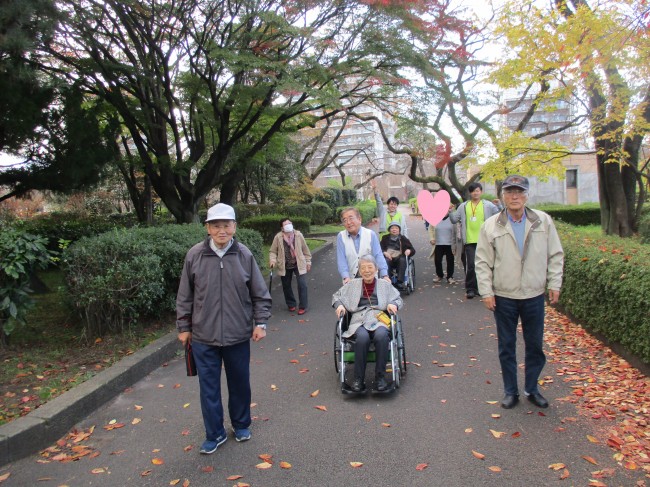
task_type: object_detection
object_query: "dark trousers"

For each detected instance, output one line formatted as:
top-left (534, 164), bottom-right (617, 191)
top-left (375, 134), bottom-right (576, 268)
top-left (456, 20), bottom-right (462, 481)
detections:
top-left (386, 255), bottom-right (407, 282)
top-left (192, 340), bottom-right (251, 441)
top-left (434, 245), bottom-right (454, 279)
top-left (493, 294), bottom-right (546, 396)
top-left (281, 267), bottom-right (308, 310)
top-left (463, 243), bottom-right (478, 293)
top-left (353, 326), bottom-right (390, 380)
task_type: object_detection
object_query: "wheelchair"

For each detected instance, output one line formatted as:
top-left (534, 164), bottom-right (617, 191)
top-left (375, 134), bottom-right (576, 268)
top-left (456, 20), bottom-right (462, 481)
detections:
top-left (388, 254), bottom-right (416, 295)
top-left (334, 312), bottom-right (406, 394)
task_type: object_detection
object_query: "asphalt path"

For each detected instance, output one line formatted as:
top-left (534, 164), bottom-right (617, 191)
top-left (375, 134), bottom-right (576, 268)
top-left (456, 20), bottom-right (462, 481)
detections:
top-left (3, 213), bottom-right (646, 486)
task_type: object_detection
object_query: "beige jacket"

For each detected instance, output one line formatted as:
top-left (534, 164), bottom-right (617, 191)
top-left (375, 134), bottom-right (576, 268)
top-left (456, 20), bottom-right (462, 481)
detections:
top-left (475, 208), bottom-right (564, 299)
top-left (269, 230), bottom-right (312, 276)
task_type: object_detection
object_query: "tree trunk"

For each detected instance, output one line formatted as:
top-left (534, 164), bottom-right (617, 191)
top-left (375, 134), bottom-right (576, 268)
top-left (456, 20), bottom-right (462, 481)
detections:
top-left (597, 146), bottom-right (633, 237)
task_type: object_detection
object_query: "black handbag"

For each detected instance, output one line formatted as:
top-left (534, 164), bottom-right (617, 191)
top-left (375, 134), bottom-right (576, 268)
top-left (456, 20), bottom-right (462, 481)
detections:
top-left (185, 341), bottom-right (197, 376)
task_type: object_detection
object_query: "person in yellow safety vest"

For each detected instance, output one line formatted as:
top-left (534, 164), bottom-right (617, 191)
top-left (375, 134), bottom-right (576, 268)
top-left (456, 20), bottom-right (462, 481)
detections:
top-left (370, 179), bottom-right (408, 239)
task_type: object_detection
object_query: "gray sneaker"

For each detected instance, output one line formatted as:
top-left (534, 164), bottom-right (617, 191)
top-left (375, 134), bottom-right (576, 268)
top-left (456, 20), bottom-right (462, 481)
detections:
top-left (447, 277), bottom-right (456, 284)
top-left (432, 276), bottom-right (443, 283)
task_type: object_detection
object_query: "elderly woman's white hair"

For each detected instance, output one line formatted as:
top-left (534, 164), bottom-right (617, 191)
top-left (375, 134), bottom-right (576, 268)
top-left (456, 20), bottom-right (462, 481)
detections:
top-left (358, 254), bottom-right (378, 268)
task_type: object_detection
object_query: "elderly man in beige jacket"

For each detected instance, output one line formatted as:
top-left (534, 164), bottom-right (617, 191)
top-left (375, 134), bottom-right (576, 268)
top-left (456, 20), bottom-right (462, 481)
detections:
top-left (475, 175), bottom-right (564, 411)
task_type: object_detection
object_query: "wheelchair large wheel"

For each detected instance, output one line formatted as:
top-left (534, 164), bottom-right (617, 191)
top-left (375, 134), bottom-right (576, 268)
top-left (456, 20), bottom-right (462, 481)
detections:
top-left (334, 327), bottom-right (342, 374)
top-left (396, 318), bottom-right (407, 375)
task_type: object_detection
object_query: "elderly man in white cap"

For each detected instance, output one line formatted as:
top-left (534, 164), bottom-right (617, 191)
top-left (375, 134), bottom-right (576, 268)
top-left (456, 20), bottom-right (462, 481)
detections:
top-left (176, 203), bottom-right (272, 455)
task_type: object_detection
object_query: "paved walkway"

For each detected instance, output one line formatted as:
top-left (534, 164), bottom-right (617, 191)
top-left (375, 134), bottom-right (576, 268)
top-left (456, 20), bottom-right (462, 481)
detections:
top-left (1, 209), bottom-right (648, 486)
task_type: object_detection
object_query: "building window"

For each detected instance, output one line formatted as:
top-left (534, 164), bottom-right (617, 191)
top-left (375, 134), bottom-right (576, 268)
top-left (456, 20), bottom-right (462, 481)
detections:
top-left (566, 169), bottom-right (577, 188)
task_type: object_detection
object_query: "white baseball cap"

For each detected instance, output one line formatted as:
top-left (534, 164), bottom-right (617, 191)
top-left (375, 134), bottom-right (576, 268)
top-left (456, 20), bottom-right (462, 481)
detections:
top-left (205, 203), bottom-right (236, 222)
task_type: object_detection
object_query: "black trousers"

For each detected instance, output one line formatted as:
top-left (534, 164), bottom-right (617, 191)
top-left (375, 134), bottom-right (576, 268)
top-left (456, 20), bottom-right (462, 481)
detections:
top-left (434, 245), bottom-right (454, 279)
top-left (385, 255), bottom-right (407, 282)
top-left (463, 243), bottom-right (478, 293)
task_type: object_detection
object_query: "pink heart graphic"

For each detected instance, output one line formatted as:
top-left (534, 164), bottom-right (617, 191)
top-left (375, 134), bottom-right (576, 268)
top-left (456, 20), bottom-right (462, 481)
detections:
top-left (417, 189), bottom-right (451, 227)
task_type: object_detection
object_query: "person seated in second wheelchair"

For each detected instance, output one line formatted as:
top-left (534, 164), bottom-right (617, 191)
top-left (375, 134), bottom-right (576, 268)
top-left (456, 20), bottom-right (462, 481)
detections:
top-left (380, 222), bottom-right (415, 290)
top-left (332, 254), bottom-right (403, 393)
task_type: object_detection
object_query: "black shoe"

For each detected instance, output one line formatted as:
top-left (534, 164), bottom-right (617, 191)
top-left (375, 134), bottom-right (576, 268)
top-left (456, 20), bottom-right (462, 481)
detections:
top-left (374, 376), bottom-right (389, 392)
top-left (501, 394), bottom-right (519, 409)
top-left (527, 392), bottom-right (549, 408)
top-left (466, 290), bottom-right (476, 299)
top-left (350, 378), bottom-right (366, 393)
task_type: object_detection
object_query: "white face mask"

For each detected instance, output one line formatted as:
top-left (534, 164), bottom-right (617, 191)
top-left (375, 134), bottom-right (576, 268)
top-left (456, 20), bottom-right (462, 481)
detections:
top-left (283, 223), bottom-right (294, 233)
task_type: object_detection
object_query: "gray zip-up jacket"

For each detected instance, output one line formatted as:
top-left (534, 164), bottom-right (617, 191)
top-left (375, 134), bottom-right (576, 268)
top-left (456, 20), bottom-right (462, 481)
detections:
top-left (176, 237), bottom-right (272, 346)
top-left (475, 208), bottom-right (564, 300)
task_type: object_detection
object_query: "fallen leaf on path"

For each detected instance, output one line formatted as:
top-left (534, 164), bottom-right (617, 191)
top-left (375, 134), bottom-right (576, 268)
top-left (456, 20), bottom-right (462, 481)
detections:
top-left (132, 418), bottom-right (141, 425)
top-left (381, 423), bottom-right (391, 427)
top-left (314, 405), bottom-right (327, 411)
top-left (258, 454), bottom-right (272, 463)
top-left (91, 468), bottom-right (106, 474)
top-left (464, 428), bottom-right (473, 433)
top-left (586, 435), bottom-right (598, 443)
top-left (310, 390), bottom-right (319, 397)
top-left (152, 458), bottom-right (164, 465)
top-left (491, 414), bottom-right (501, 419)
top-left (226, 475), bottom-right (243, 480)
top-left (582, 455), bottom-right (598, 465)
top-left (489, 430), bottom-right (506, 439)
top-left (549, 463), bottom-right (566, 470)
top-left (279, 461), bottom-right (292, 469)
top-left (349, 462), bottom-right (363, 468)
top-left (472, 450), bottom-right (485, 460)
top-left (415, 463), bottom-right (428, 471)
top-left (560, 469), bottom-right (570, 479)
top-left (0, 472), bottom-right (10, 482)
top-left (256, 462), bottom-right (272, 469)
top-left (488, 466), bottom-right (502, 472)
top-left (141, 469), bottom-right (152, 476)
top-left (170, 480), bottom-right (180, 485)
top-left (201, 466), bottom-right (214, 473)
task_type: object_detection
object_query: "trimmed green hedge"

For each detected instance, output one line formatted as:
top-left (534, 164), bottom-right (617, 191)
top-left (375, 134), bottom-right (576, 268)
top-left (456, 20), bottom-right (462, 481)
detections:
top-left (310, 201), bottom-right (332, 225)
top-left (62, 224), bottom-right (264, 337)
top-left (558, 222), bottom-right (650, 364)
top-left (536, 203), bottom-right (601, 226)
top-left (240, 215), bottom-right (310, 244)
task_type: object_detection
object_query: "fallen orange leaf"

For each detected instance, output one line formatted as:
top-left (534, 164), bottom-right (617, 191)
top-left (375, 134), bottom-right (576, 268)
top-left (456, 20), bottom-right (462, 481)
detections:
top-left (201, 466), bottom-right (214, 473)
top-left (582, 455), bottom-right (598, 465)
top-left (134, 404), bottom-right (143, 410)
top-left (365, 414), bottom-right (372, 421)
top-left (279, 461), bottom-right (292, 469)
top-left (491, 414), bottom-right (501, 419)
top-left (132, 418), bottom-right (141, 425)
top-left (511, 431), bottom-right (521, 438)
top-left (170, 480), bottom-right (180, 485)
top-left (472, 450), bottom-right (486, 460)
top-left (258, 454), bottom-right (273, 463)
top-left (256, 462), bottom-right (272, 469)
top-left (310, 390), bottom-right (319, 397)
top-left (560, 469), bottom-right (570, 479)
top-left (415, 463), bottom-right (428, 471)
top-left (381, 423), bottom-right (391, 427)
top-left (586, 435), bottom-right (598, 443)
top-left (182, 480), bottom-right (190, 487)
top-left (141, 469), bottom-right (152, 476)
top-left (0, 473), bottom-right (10, 482)
top-left (314, 405), bottom-right (327, 411)
top-left (623, 461), bottom-right (637, 470)
top-left (349, 462), bottom-right (363, 468)
top-left (548, 463), bottom-right (566, 470)
top-left (465, 428), bottom-right (473, 433)
top-left (488, 466), bottom-right (502, 472)
top-left (489, 429), bottom-right (506, 439)
top-left (588, 481), bottom-right (606, 487)
top-left (91, 468), bottom-right (106, 474)
top-left (227, 474), bottom-right (243, 480)
top-left (152, 458), bottom-right (165, 465)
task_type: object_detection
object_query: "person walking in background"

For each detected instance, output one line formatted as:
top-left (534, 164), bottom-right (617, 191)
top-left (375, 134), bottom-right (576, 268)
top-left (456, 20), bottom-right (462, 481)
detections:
top-left (475, 175), bottom-right (564, 410)
top-left (269, 217), bottom-right (312, 315)
top-left (380, 221), bottom-right (415, 290)
top-left (449, 182), bottom-right (500, 299)
top-left (176, 203), bottom-right (272, 455)
top-left (429, 202), bottom-right (460, 284)
top-left (336, 207), bottom-right (389, 285)
top-left (371, 179), bottom-right (408, 238)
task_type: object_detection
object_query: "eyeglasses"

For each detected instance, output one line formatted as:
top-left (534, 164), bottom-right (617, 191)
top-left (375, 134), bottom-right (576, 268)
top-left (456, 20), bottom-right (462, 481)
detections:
top-left (503, 188), bottom-right (527, 196)
top-left (341, 216), bottom-right (358, 223)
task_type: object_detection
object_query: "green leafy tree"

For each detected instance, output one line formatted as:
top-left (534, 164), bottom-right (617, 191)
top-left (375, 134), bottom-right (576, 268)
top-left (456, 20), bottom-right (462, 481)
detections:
top-left (38, 0), bottom-right (437, 222)
top-left (492, 0), bottom-right (649, 236)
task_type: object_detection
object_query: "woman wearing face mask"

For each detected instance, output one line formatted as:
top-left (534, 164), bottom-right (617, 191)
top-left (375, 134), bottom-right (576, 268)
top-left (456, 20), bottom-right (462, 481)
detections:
top-left (269, 217), bottom-right (312, 315)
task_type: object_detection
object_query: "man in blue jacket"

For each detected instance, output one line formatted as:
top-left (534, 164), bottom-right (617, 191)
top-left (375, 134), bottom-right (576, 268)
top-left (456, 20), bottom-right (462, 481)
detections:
top-left (176, 203), bottom-right (272, 455)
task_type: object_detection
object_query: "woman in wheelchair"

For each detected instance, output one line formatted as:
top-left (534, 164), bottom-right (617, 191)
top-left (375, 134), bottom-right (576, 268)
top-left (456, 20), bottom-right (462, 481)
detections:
top-left (380, 221), bottom-right (415, 290)
top-left (332, 254), bottom-right (403, 393)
